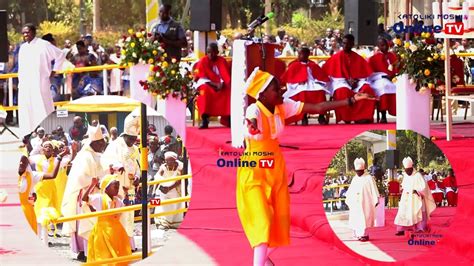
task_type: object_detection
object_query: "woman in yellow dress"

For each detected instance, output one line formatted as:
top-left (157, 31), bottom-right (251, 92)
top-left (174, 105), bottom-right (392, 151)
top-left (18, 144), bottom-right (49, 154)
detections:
top-left (30, 141), bottom-right (59, 218)
top-left (18, 147), bottom-right (69, 236)
top-left (237, 68), bottom-right (374, 265)
top-left (83, 174), bottom-right (131, 265)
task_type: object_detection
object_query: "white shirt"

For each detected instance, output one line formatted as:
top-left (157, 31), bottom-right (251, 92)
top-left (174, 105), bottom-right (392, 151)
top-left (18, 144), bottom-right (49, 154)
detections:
top-left (88, 194), bottom-right (124, 211)
top-left (245, 98), bottom-right (303, 140)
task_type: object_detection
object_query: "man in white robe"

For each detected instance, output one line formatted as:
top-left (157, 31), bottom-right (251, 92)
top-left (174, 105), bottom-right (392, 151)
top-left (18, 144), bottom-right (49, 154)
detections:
top-left (61, 125), bottom-right (107, 261)
top-left (155, 151), bottom-right (184, 229)
top-left (345, 158), bottom-right (379, 241)
top-left (394, 157), bottom-right (437, 235)
top-left (18, 24), bottom-right (66, 137)
top-left (101, 113), bottom-right (140, 250)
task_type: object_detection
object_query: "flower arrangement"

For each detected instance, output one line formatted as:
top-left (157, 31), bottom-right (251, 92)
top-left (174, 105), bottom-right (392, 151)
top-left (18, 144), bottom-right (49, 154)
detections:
top-left (120, 28), bottom-right (194, 101)
top-left (392, 33), bottom-right (447, 93)
top-left (139, 58), bottom-right (194, 101)
top-left (119, 28), bottom-right (159, 66)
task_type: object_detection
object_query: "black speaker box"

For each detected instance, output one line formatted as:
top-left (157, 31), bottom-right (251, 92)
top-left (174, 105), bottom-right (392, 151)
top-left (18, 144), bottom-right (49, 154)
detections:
top-left (344, 0), bottom-right (378, 45)
top-left (386, 150), bottom-right (400, 169)
top-left (0, 10), bottom-right (8, 62)
top-left (190, 0), bottom-right (222, 31)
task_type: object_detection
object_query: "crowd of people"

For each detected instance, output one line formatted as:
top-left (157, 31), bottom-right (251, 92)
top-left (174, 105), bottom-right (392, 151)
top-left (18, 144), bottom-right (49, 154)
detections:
top-left (323, 163), bottom-right (458, 212)
top-left (18, 113), bottom-right (187, 262)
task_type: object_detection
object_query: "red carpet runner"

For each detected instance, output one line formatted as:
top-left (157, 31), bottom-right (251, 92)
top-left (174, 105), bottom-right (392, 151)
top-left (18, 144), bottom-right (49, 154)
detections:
top-left (180, 123), bottom-right (474, 265)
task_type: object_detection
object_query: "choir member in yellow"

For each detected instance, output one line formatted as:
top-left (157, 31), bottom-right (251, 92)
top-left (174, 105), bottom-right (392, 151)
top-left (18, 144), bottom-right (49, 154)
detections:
top-left (345, 158), bottom-right (379, 241)
top-left (51, 140), bottom-right (72, 214)
top-left (394, 157), bottom-right (437, 235)
top-left (82, 174), bottom-right (131, 265)
top-left (29, 141), bottom-right (61, 229)
top-left (237, 67), bottom-right (374, 265)
top-left (101, 113), bottom-right (141, 250)
top-left (18, 147), bottom-right (69, 242)
top-left (61, 125), bottom-right (107, 261)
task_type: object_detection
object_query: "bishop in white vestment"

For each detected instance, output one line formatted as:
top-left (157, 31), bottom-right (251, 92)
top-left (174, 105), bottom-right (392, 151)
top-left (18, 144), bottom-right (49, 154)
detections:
top-left (394, 157), bottom-right (436, 235)
top-left (61, 125), bottom-right (107, 260)
top-left (345, 158), bottom-right (379, 241)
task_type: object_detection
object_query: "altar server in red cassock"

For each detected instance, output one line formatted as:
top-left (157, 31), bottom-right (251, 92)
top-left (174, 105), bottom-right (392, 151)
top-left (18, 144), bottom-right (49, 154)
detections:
top-left (194, 42), bottom-right (231, 129)
top-left (443, 169), bottom-right (457, 207)
top-left (281, 47), bottom-right (330, 125)
top-left (427, 174), bottom-right (444, 207)
top-left (368, 38), bottom-right (398, 123)
top-left (323, 34), bottom-right (376, 124)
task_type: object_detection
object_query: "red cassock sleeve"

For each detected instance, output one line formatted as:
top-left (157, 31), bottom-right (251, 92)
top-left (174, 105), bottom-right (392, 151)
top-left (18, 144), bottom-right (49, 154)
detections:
top-left (281, 60), bottom-right (329, 85)
top-left (368, 52), bottom-right (399, 76)
top-left (450, 55), bottom-right (465, 85)
top-left (195, 56), bottom-right (231, 86)
top-left (443, 176), bottom-right (457, 187)
top-left (427, 180), bottom-right (435, 190)
top-left (323, 50), bottom-right (373, 79)
top-left (437, 181), bottom-right (445, 189)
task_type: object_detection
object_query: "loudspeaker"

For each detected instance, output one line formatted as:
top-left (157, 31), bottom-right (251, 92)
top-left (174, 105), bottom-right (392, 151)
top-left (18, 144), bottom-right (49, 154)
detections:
top-left (0, 10), bottom-right (8, 62)
top-left (344, 0), bottom-right (378, 45)
top-left (385, 150), bottom-right (400, 169)
top-left (190, 0), bottom-right (222, 31)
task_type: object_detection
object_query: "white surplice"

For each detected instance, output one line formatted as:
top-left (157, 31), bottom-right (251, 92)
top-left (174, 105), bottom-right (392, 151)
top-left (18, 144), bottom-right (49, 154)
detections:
top-left (394, 171), bottom-right (437, 227)
top-left (155, 161), bottom-right (184, 228)
top-left (345, 173), bottom-right (379, 236)
top-left (18, 37), bottom-right (66, 136)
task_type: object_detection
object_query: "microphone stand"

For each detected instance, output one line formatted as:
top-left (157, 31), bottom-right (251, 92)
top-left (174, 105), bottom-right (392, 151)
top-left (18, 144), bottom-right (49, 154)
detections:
top-left (259, 26), bottom-right (267, 71)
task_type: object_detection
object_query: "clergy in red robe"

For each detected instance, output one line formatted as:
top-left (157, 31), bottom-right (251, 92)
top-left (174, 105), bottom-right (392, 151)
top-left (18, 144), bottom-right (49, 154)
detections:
top-left (368, 38), bottom-right (398, 123)
top-left (323, 34), bottom-right (376, 124)
top-left (443, 169), bottom-right (457, 207)
top-left (427, 174), bottom-right (445, 206)
top-left (194, 42), bottom-right (231, 129)
top-left (281, 47), bottom-right (330, 125)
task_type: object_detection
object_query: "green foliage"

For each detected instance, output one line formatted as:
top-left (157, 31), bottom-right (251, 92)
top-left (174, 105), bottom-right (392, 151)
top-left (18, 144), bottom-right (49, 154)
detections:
top-left (38, 21), bottom-right (79, 46)
top-left (325, 168), bottom-right (340, 178)
top-left (291, 11), bottom-right (309, 29)
top-left (99, 0), bottom-right (146, 30)
top-left (426, 159), bottom-right (451, 174)
top-left (94, 31), bottom-right (124, 49)
top-left (329, 141), bottom-right (367, 174)
top-left (274, 11), bottom-right (343, 44)
top-left (47, 0), bottom-right (93, 29)
top-left (7, 30), bottom-right (22, 45)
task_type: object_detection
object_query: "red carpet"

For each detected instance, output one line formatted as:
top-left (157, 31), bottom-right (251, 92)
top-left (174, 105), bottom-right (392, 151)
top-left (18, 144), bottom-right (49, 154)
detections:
top-left (180, 122), bottom-right (474, 265)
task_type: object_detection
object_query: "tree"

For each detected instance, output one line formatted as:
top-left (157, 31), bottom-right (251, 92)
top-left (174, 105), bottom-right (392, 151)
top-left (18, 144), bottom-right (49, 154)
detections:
top-left (328, 0), bottom-right (343, 17)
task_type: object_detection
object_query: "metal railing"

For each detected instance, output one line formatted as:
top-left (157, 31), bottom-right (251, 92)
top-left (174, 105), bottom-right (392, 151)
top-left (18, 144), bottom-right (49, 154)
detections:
top-left (40, 174), bottom-right (192, 265)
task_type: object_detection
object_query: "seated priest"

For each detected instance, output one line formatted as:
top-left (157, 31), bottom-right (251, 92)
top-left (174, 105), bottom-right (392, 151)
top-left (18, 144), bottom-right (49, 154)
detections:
top-left (323, 34), bottom-right (376, 124)
top-left (281, 46), bottom-right (330, 125)
top-left (368, 38), bottom-right (398, 123)
top-left (194, 42), bottom-right (231, 129)
top-left (427, 174), bottom-right (445, 207)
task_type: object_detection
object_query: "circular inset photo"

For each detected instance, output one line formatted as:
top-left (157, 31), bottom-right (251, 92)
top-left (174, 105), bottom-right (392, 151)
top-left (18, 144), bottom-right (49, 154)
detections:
top-left (16, 96), bottom-right (191, 264)
top-left (323, 130), bottom-right (457, 262)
